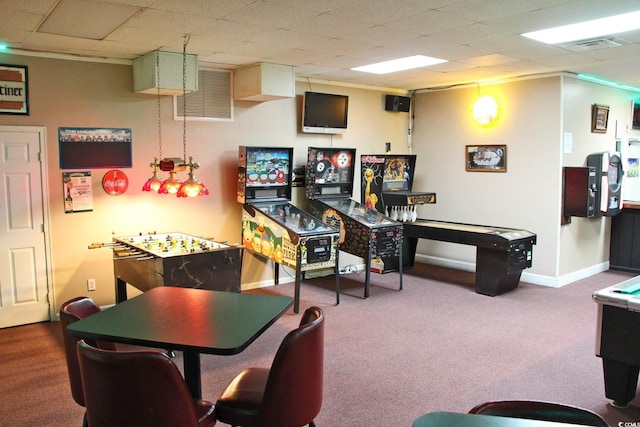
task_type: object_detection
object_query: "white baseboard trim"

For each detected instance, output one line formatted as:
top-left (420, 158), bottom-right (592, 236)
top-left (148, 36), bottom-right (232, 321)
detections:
top-left (414, 254), bottom-right (610, 288)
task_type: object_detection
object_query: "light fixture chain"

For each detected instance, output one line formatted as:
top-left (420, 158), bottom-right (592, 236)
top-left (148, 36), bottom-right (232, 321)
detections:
top-left (182, 35), bottom-right (189, 162)
top-left (156, 50), bottom-right (162, 159)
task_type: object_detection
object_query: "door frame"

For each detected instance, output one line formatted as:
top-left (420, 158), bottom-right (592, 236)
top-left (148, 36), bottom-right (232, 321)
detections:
top-left (1, 125), bottom-right (55, 321)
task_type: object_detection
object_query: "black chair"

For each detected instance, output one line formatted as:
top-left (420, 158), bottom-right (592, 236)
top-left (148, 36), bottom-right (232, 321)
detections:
top-left (469, 400), bottom-right (609, 427)
top-left (60, 296), bottom-right (117, 427)
top-left (77, 340), bottom-right (216, 427)
top-left (215, 306), bottom-right (324, 427)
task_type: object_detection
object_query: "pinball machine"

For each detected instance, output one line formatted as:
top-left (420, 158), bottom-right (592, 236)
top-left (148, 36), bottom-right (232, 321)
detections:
top-left (305, 146), bottom-right (403, 299)
top-left (237, 146), bottom-right (340, 313)
top-left (360, 153), bottom-right (436, 269)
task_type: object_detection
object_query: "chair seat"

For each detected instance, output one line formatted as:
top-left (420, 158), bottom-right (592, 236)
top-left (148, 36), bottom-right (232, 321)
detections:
top-left (215, 367), bottom-right (270, 426)
top-left (214, 306), bottom-right (324, 427)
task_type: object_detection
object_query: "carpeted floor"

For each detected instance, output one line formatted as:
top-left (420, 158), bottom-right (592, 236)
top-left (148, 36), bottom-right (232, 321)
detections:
top-left (2, 263), bottom-right (640, 426)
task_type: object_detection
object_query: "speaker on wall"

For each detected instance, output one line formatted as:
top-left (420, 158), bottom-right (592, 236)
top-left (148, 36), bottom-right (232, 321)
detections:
top-left (385, 95), bottom-right (411, 112)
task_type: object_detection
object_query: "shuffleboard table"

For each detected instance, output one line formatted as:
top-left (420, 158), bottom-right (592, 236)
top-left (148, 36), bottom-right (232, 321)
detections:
top-left (403, 219), bottom-right (536, 296)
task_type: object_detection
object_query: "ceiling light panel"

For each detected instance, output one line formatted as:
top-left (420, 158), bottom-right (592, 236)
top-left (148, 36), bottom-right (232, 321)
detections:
top-left (352, 55), bottom-right (448, 74)
top-left (522, 10), bottom-right (640, 44)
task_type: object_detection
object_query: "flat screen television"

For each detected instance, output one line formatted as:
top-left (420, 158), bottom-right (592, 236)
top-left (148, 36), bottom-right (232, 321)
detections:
top-left (633, 100), bottom-right (640, 130)
top-left (302, 91), bottom-right (348, 134)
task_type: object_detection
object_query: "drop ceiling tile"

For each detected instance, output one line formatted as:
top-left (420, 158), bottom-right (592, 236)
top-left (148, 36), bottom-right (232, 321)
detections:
top-left (250, 29), bottom-right (330, 50)
top-left (192, 19), bottom-right (278, 41)
top-left (125, 8), bottom-right (214, 33)
top-left (223, 2), bottom-right (319, 27)
top-left (384, 10), bottom-right (474, 36)
top-left (147, 0), bottom-right (254, 17)
top-left (4, 0), bottom-right (58, 14)
top-left (285, 12), bottom-right (372, 37)
top-left (437, 0), bottom-right (538, 22)
top-left (340, 25), bottom-right (423, 46)
top-left (38, 0), bottom-right (141, 40)
top-left (329, 0), bottom-right (431, 25)
top-left (463, 54), bottom-right (520, 67)
top-left (265, 0), bottom-right (360, 13)
top-left (22, 31), bottom-right (100, 51)
top-left (2, 8), bottom-right (45, 30)
top-left (106, 26), bottom-right (184, 47)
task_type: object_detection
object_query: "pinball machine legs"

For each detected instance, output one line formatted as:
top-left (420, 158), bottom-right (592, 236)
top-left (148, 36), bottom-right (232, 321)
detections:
top-left (274, 258), bottom-right (341, 315)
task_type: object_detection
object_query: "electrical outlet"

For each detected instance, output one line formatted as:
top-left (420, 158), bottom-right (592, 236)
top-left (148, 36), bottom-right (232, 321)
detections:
top-left (87, 278), bottom-right (96, 291)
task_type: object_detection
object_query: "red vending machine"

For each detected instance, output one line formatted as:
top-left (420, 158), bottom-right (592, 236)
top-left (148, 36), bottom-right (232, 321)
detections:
top-left (238, 146), bottom-right (340, 313)
top-left (305, 146), bottom-right (403, 299)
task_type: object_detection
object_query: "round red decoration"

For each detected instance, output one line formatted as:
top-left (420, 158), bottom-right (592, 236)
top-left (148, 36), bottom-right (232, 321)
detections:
top-left (102, 170), bottom-right (129, 196)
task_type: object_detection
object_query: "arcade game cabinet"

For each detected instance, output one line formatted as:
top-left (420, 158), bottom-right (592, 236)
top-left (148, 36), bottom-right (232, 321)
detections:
top-left (306, 146), bottom-right (403, 299)
top-left (238, 146), bottom-right (340, 313)
top-left (360, 153), bottom-right (436, 269)
top-left (361, 154), bottom-right (436, 217)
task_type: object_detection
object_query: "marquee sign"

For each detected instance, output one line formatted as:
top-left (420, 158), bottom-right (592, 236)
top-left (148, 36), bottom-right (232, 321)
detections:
top-left (0, 64), bottom-right (28, 115)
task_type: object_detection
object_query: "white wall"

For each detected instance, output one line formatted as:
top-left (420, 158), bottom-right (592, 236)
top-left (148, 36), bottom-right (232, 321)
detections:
top-left (411, 77), bottom-right (562, 280)
top-left (559, 76), bottom-right (640, 279)
top-left (410, 74), bottom-right (640, 285)
top-left (0, 54), bottom-right (409, 311)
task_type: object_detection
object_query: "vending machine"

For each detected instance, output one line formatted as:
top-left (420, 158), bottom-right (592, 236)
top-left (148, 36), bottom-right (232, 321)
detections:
top-left (587, 151), bottom-right (623, 217)
top-left (305, 146), bottom-right (403, 299)
top-left (237, 146), bottom-right (340, 313)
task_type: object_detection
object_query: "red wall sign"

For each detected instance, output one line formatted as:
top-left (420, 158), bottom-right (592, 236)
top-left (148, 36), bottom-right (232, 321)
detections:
top-left (102, 170), bottom-right (129, 196)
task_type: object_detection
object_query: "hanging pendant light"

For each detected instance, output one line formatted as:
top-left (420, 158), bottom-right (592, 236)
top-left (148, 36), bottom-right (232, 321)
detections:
top-left (142, 36), bottom-right (206, 197)
top-left (158, 170), bottom-right (182, 194)
top-left (142, 158), bottom-right (162, 192)
top-left (177, 157), bottom-right (209, 197)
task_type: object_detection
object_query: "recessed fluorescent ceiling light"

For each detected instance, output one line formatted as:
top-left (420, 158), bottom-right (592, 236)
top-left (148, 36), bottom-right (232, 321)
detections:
top-left (522, 9), bottom-right (640, 44)
top-left (352, 55), bottom-right (447, 74)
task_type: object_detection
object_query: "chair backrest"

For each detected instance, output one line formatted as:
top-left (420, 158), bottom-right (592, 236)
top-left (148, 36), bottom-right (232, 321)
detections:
top-left (60, 296), bottom-right (116, 406)
top-left (260, 306), bottom-right (324, 427)
top-left (469, 400), bottom-right (609, 427)
top-left (77, 340), bottom-right (203, 427)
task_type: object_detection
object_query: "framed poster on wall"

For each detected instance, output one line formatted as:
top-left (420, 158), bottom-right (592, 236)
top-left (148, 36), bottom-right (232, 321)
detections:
top-left (0, 64), bottom-right (28, 115)
top-left (59, 127), bottom-right (132, 169)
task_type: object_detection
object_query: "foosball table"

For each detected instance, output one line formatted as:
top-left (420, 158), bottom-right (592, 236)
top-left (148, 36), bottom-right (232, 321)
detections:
top-left (90, 232), bottom-right (244, 302)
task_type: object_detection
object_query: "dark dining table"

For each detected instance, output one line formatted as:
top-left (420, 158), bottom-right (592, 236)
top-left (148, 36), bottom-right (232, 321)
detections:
top-left (413, 412), bottom-right (596, 427)
top-left (67, 286), bottom-right (293, 399)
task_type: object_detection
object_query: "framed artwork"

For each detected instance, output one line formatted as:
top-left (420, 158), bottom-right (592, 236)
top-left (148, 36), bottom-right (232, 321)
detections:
top-left (466, 145), bottom-right (506, 172)
top-left (0, 64), bottom-right (29, 115)
top-left (591, 104), bottom-right (609, 133)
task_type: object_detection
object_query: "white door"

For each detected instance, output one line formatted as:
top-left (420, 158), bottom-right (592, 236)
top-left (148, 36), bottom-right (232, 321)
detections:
top-left (0, 126), bottom-right (50, 328)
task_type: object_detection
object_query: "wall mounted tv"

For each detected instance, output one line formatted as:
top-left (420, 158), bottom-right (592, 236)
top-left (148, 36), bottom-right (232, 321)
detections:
top-left (302, 91), bottom-right (349, 134)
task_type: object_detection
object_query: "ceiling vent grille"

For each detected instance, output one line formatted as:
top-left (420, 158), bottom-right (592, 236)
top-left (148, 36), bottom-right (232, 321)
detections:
top-left (174, 68), bottom-right (233, 121)
top-left (559, 37), bottom-right (629, 52)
